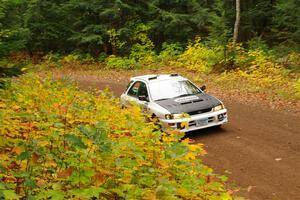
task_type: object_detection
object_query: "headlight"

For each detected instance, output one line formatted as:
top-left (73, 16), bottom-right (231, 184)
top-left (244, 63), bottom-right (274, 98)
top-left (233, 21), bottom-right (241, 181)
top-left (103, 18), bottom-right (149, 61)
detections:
top-left (165, 113), bottom-right (185, 119)
top-left (173, 114), bottom-right (185, 119)
top-left (165, 114), bottom-right (173, 119)
top-left (212, 104), bottom-right (224, 112)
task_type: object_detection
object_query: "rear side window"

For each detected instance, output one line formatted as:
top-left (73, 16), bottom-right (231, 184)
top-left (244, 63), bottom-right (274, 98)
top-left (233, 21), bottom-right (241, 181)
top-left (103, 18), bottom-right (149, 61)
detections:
top-left (127, 81), bottom-right (149, 99)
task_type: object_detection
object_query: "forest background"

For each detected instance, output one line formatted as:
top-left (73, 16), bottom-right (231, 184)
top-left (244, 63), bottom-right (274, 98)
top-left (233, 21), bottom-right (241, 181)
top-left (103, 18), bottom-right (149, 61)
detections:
top-left (1, 0), bottom-right (299, 99)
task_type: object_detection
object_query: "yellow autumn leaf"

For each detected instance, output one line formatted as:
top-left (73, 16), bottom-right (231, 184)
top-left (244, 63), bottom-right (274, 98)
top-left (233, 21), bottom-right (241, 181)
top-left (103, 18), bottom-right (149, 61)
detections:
top-left (185, 152), bottom-right (196, 160)
top-left (188, 144), bottom-right (200, 152)
top-left (0, 102), bottom-right (6, 108)
top-left (38, 140), bottom-right (51, 147)
top-left (180, 121), bottom-right (188, 129)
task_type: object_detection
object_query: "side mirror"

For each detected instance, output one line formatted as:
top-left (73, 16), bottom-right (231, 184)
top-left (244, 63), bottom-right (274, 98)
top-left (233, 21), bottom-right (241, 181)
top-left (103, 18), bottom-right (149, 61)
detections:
top-left (138, 95), bottom-right (149, 102)
top-left (200, 85), bottom-right (206, 91)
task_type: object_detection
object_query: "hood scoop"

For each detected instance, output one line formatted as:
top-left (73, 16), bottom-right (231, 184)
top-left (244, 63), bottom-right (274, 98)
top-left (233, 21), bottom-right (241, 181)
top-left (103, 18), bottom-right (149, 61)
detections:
top-left (174, 95), bottom-right (199, 103)
top-left (155, 93), bottom-right (221, 114)
top-left (192, 99), bottom-right (203, 103)
top-left (180, 98), bottom-right (203, 105)
top-left (180, 101), bottom-right (192, 105)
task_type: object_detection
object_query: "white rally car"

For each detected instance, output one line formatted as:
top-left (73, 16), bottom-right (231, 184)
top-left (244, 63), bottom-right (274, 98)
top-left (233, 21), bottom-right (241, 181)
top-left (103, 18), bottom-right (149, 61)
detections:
top-left (120, 74), bottom-right (228, 132)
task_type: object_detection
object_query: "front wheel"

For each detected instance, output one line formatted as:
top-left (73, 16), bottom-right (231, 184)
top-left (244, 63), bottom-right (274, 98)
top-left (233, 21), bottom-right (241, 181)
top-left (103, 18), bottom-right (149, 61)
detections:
top-left (215, 125), bottom-right (222, 129)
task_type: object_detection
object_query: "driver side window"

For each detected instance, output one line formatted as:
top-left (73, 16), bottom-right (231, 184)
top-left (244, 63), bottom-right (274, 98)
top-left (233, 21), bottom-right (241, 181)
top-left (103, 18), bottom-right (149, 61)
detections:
top-left (138, 82), bottom-right (148, 98)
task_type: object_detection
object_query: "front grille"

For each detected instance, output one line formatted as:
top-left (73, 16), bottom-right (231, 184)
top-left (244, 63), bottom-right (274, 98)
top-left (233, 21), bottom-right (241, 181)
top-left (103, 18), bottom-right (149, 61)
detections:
top-left (187, 108), bottom-right (212, 116)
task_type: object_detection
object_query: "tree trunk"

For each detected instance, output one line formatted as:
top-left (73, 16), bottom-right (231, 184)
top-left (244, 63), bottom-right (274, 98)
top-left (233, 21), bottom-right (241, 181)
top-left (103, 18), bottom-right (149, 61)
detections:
top-left (233, 0), bottom-right (240, 48)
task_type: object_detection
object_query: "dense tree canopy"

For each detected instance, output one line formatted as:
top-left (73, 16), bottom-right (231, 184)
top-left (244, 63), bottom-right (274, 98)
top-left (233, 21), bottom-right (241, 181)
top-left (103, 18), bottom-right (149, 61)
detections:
top-left (0, 0), bottom-right (299, 57)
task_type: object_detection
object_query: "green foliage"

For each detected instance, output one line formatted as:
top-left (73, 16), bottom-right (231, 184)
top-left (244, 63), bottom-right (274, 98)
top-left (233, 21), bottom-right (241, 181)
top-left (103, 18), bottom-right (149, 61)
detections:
top-left (207, 0), bottom-right (231, 46)
top-left (59, 53), bottom-right (95, 65)
top-left (149, 0), bottom-right (210, 44)
top-left (0, 0), bottom-right (29, 57)
top-left (272, 0), bottom-right (300, 45)
top-left (97, 52), bottom-right (108, 62)
top-left (294, 79), bottom-right (300, 96)
top-left (107, 28), bottom-right (126, 54)
top-left (177, 37), bottom-right (223, 73)
top-left (129, 24), bottom-right (156, 65)
top-left (0, 74), bottom-right (233, 199)
top-left (247, 37), bottom-right (269, 52)
top-left (0, 0), bottom-right (299, 56)
top-left (25, 0), bottom-right (71, 53)
top-left (105, 55), bottom-right (137, 70)
top-left (158, 43), bottom-right (183, 61)
top-left (62, 54), bottom-right (80, 63)
top-left (239, 0), bottom-right (273, 42)
top-left (216, 48), bottom-right (300, 99)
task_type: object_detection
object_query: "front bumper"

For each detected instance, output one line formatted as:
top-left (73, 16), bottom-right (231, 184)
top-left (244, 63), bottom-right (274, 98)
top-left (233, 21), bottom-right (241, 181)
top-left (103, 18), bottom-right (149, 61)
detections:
top-left (160, 109), bottom-right (228, 132)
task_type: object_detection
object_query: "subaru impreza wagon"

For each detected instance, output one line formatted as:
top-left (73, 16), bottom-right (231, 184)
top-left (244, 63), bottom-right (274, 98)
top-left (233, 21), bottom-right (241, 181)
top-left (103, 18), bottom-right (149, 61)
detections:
top-left (120, 74), bottom-right (228, 132)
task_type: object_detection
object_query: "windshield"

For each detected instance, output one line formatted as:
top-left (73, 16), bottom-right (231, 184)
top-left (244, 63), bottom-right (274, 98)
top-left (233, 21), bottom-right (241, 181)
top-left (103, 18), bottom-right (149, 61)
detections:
top-left (149, 80), bottom-right (201, 101)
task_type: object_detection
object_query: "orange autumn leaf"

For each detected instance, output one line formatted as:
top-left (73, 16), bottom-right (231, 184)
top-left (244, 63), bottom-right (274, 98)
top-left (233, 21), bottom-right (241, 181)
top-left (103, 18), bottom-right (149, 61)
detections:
top-left (12, 147), bottom-right (23, 155)
top-left (3, 175), bottom-right (17, 183)
top-left (57, 167), bottom-right (73, 178)
top-left (92, 172), bottom-right (106, 187)
top-left (30, 152), bottom-right (40, 164)
top-left (7, 161), bottom-right (19, 170)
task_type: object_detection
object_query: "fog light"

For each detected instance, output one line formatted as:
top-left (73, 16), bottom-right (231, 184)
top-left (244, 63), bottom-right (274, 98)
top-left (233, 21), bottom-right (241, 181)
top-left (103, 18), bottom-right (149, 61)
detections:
top-left (218, 114), bottom-right (224, 121)
top-left (176, 123), bottom-right (185, 130)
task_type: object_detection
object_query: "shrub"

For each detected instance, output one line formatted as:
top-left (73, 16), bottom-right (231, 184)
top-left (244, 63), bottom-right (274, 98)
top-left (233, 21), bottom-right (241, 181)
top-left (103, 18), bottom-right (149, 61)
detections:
top-left (42, 53), bottom-right (62, 68)
top-left (129, 23), bottom-right (157, 65)
top-left (294, 78), bottom-right (300, 96)
top-left (61, 53), bottom-right (95, 65)
top-left (216, 48), bottom-right (300, 99)
top-left (130, 43), bottom-right (156, 65)
top-left (247, 37), bottom-right (269, 52)
top-left (177, 37), bottom-right (223, 73)
top-left (0, 74), bottom-right (233, 199)
top-left (62, 53), bottom-right (81, 63)
top-left (80, 53), bottom-right (96, 63)
top-left (105, 55), bottom-right (137, 70)
top-left (285, 52), bottom-right (300, 71)
top-left (98, 52), bottom-right (107, 62)
top-left (158, 43), bottom-right (183, 61)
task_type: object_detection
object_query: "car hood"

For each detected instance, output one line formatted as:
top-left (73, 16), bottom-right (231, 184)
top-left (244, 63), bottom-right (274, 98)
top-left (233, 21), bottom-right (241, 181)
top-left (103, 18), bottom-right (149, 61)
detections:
top-left (154, 93), bottom-right (221, 114)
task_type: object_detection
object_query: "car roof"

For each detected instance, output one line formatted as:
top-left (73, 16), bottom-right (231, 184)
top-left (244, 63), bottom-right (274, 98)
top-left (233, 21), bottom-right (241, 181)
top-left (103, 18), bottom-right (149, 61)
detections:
top-left (130, 74), bottom-right (187, 84)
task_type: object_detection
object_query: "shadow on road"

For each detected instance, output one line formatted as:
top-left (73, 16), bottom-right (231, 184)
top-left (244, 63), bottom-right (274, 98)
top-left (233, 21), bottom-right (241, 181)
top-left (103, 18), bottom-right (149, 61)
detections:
top-left (184, 126), bottom-right (228, 140)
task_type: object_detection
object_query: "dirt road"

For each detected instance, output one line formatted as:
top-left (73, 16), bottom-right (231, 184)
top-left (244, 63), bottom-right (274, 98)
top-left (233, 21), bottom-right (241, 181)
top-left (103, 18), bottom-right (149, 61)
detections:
top-left (58, 74), bottom-right (300, 200)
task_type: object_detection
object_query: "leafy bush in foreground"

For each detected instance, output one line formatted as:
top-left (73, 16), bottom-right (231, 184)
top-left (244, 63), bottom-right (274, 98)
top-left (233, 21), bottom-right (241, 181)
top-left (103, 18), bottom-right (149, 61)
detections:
top-left (0, 74), bottom-right (233, 199)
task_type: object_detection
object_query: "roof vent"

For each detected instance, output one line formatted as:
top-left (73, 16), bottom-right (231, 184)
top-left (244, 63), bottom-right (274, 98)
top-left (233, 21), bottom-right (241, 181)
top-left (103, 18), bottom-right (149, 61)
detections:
top-left (170, 73), bottom-right (179, 77)
top-left (148, 76), bottom-right (158, 80)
